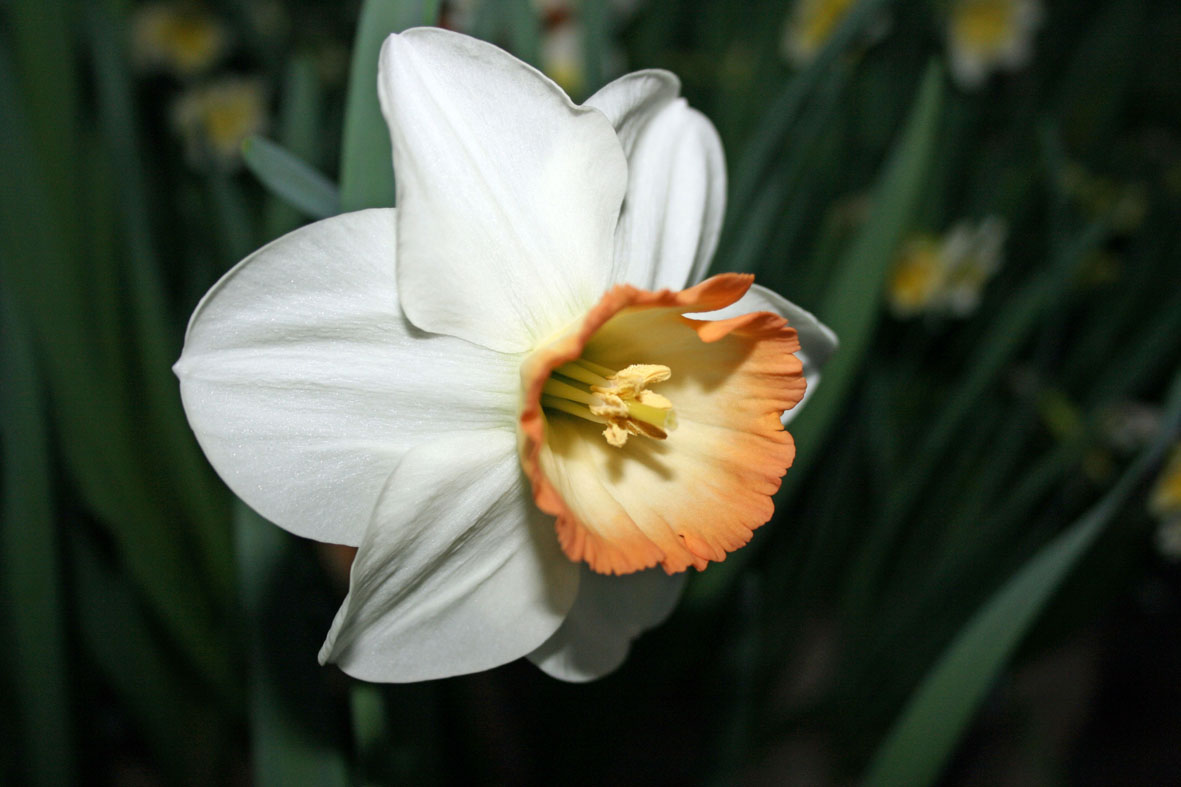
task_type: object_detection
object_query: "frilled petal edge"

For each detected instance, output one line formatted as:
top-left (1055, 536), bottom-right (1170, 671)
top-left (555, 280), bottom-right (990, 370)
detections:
top-left (695, 284), bottom-right (837, 424)
top-left (174, 209), bottom-right (521, 546)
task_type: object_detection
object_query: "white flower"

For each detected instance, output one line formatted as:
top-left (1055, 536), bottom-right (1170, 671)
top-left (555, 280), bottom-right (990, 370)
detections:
top-left (172, 77), bottom-right (267, 168)
top-left (131, 1), bottom-right (230, 78)
top-left (781, 0), bottom-right (890, 67)
top-left (938, 216), bottom-right (1006, 316)
top-left (887, 217), bottom-right (1006, 318)
top-left (174, 29), bottom-right (836, 683)
top-left (946, 0), bottom-right (1043, 90)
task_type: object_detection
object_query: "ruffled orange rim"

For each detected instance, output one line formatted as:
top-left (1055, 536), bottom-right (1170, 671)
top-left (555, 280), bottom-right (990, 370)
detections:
top-left (518, 273), bottom-right (806, 575)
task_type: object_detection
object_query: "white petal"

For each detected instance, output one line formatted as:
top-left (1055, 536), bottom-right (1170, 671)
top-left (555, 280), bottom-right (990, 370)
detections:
top-left (583, 69), bottom-right (681, 157)
top-left (175, 209), bottom-right (521, 547)
top-left (319, 430), bottom-right (580, 682)
top-left (527, 567), bottom-right (686, 682)
top-left (697, 284), bottom-right (838, 424)
top-left (380, 28), bottom-right (628, 353)
top-left (586, 71), bottom-right (727, 290)
top-left (948, 47), bottom-right (988, 90)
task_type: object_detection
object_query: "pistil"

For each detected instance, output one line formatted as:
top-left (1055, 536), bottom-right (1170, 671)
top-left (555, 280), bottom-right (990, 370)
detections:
top-left (541, 360), bottom-right (677, 447)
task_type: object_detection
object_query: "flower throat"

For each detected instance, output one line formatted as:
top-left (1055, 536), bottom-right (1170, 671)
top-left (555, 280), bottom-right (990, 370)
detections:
top-left (540, 359), bottom-right (677, 447)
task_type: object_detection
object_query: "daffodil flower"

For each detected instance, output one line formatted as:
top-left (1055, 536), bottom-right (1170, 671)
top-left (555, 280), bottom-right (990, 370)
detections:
top-left (946, 0), bottom-right (1042, 90)
top-left (131, 1), bottom-right (229, 78)
top-left (175, 28), bottom-right (836, 682)
top-left (887, 218), bottom-right (1006, 319)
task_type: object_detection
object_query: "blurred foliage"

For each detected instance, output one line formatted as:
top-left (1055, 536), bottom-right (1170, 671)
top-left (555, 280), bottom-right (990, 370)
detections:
top-left (1, 0), bottom-right (1179, 785)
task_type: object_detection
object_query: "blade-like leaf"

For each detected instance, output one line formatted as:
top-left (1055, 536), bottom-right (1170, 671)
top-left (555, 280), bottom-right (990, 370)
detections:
top-left (1, 38), bottom-right (231, 697)
top-left (265, 57), bottom-right (327, 237)
top-left (236, 504), bottom-right (350, 787)
top-left (786, 64), bottom-right (943, 480)
top-left (245, 135), bottom-right (340, 221)
top-left (340, 0), bottom-right (440, 211)
top-left (863, 371), bottom-right (1181, 787)
top-left (1, 296), bottom-right (72, 787)
top-left (725, 0), bottom-right (896, 230)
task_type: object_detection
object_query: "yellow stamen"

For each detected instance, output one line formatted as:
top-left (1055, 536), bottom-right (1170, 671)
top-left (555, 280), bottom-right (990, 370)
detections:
top-left (542, 362), bottom-right (677, 447)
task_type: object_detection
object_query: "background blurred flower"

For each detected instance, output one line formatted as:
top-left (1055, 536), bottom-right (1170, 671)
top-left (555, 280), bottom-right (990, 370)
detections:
top-left (887, 217), bottom-right (1005, 318)
top-left (780, 0), bottom-right (890, 66)
top-left (1061, 162), bottom-right (1149, 236)
top-left (938, 216), bottom-right (1006, 315)
top-left (1150, 445), bottom-right (1181, 520)
top-left (171, 77), bottom-right (267, 168)
top-left (537, 0), bottom-right (586, 95)
top-left (947, 0), bottom-right (1042, 89)
top-left (886, 234), bottom-right (944, 317)
top-left (131, 1), bottom-right (229, 78)
top-left (1151, 445), bottom-right (1181, 560)
top-left (781, 0), bottom-right (855, 66)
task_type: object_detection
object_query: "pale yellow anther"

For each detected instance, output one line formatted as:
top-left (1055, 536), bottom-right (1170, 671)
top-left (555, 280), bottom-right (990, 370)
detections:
top-left (542, 361), bottom-right (677, 447)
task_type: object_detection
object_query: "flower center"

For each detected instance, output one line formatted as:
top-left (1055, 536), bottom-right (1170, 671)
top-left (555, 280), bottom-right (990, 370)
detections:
top-left (540, 358), bottom-right (678, 447)
top-left (955, 0), bottom-right (1014, 52)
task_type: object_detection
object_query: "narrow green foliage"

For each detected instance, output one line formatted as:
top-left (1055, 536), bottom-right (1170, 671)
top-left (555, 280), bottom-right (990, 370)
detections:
top-left (725, 0), bottom-right (897, 229)
top-left (7, 0), bottom-right (78, 223)
top-left (1, 298), bottom-right (72, 787)
top-left (246, 135), bottom-right (342, 221)
top-left (265, 57), bottom-right (329, 236)
top-left (2, 41), bottom-right (232, 699)
top-left (236, 504), bottom-right (350, 787)
top-left (85, 5), bottom-right (235, 608)
top-left (340, 0), bottom-right (440, 211)
top-left (784, 63), bottom-right (944, 488)
top-left (72, 530), bottom-right (227, 782)
top-left (863, 371), bottom-right (1181, 787)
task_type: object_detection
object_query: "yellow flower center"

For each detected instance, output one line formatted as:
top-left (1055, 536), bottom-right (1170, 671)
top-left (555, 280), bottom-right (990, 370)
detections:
top-left (541, 359), bottom-right (677, 447)
top-left (801, 0), bottom-right (856, 50)
top-left (205, 96), bottom-right (260, 151)
top-left (1152, 446), bottom-right (1181, 518)
top-left (166, 17), bottom-right (223, 71)
top-left (888, 238), bottom-right (943, 314)
top-left (953, 0), bottom-right (1016, 54)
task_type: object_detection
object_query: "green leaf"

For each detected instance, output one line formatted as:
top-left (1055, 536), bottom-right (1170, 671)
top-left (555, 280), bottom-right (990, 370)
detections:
top-left (265, 57), bottom-right (328, 237)
top-left (862, 371), bottom-right (1181, 787)
top-left (236, 504), bottom-right (350, 787)
top-left (340, 0), bottom-right (440, 211)
top-left (85, 5), bottom-right (235, 605)
top-left (72, 530), bottom-right (227, 783)
top-left (1055, 0), bottom-right (1146, 154)
top-left (725, 0), bottom-right (897, 230)
top-left (3, 20), bottom-right (234, 704)
top-left (8, 0), bottom-right (78, 222)
top-left (246, 136), bottom-right (341, 221)
top-left (510, 0), bottom-right (543, 65)
top-left (713, 62), bottom-right (849, 276)
top-left (789, 65), bottom-right (942, 468)
top-left (207, 172), bottom-right (257, 261)
top-left (843, 216), bottom-right (1109, 617)
top-left (1, 295), bottom-right (72, 787)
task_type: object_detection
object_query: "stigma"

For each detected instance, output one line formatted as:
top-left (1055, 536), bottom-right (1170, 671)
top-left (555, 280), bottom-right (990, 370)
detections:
top-left (541, 358), bottom-right (678, 447)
